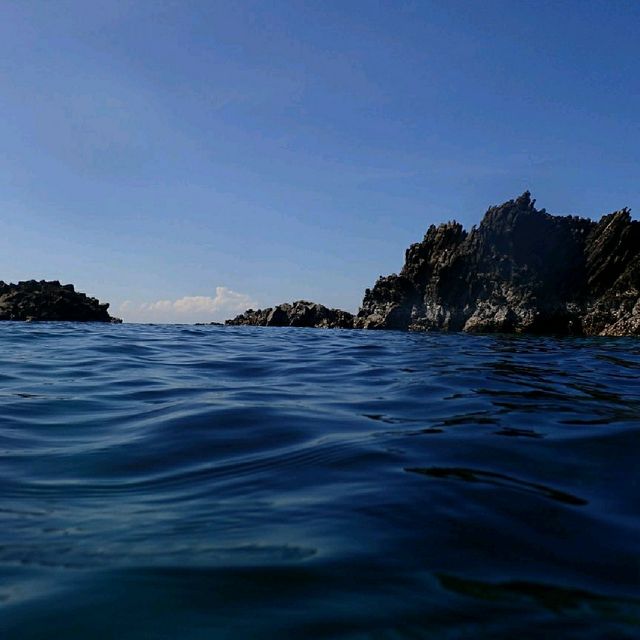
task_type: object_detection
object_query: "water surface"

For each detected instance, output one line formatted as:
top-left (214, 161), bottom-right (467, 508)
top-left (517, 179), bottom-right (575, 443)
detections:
top-left (1, 324), bottom-right (638, 638)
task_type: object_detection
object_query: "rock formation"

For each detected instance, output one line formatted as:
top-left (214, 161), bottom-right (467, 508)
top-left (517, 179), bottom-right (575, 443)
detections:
top-left (0, 280), bottom-right (121, 323)
top-left (226, 300), bottom-right (354, 329)
top-left (356, 192), bottom-right (640, 336)
top-left (226, 193), bottom-right (640, 336)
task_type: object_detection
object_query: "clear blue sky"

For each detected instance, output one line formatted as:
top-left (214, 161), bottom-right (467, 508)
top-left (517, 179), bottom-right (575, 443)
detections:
top-left (0, 1), bottom-right (638, 322)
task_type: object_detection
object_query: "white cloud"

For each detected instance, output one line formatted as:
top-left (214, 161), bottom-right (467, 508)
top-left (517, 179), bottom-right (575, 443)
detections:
top-left (119, 287), bottom-right (257, 324)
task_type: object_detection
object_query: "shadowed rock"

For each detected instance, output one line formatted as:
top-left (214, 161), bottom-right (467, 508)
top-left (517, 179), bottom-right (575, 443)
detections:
top-left (0, 280), bottom-right (121, 323)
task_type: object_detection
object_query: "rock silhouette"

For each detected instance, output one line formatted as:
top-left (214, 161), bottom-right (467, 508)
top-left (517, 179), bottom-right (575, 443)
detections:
top-left (227, 193), bottom-right (640, 336)
top-left (0, 280), bottom-right (121, 323)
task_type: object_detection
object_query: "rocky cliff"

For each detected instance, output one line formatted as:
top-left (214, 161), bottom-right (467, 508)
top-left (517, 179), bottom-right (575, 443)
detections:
top-left (0, 280), bottom-right (121, 323)
top-left (356, 192), bottom-right (640, 335)
top-left (227, 193), bottom-right (640, 336)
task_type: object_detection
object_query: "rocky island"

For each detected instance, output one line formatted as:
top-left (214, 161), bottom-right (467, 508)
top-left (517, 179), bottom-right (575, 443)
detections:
top-left (226, 193), bottom-right (640, 336)
top-left (226, 300), bottom-right (354, 329)
top-left (0, 280), bottom-right (121, 323)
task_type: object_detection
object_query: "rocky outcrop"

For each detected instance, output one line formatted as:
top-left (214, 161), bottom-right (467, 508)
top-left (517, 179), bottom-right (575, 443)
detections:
top-left (226, 300), bottom-right (354, 329)
top-left (226, 193), bottom-right (640, 336)
top-left (0, 280), bottom-right (121, 323)
top-left (355, 192), bottom-right (640, 336)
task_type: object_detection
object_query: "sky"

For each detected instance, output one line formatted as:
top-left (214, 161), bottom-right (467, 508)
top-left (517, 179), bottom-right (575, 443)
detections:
top-left (0, 0), bottom-right (638, 323)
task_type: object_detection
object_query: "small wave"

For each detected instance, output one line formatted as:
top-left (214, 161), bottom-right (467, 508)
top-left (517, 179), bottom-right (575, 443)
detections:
top-left (405, 466), bottom-right (588, 506)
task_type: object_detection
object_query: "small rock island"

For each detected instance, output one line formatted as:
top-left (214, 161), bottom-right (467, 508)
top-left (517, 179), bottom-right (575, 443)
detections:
top-left (226, 300), bottom-right (354, 329)
top-left (0, 280), bottom-right (121, 323)
top-left (226, 193), bottom-right (640, 336)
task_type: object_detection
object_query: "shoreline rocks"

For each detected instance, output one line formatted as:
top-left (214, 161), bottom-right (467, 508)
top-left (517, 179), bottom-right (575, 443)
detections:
top-left (226, 193), bottom-right (640, 336)
top-left (0, 280), bottom-right (121, 323)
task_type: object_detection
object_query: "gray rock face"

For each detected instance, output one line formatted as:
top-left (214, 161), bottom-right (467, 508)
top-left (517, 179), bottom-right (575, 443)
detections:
top-left (355, 192), bottom-right (640, 336)
top-left (226, 193), bottom-right (640, 336)
top-left (0, 280), bottom-right (121, 323)
top-left (226, 300), bottom-right (354, 329)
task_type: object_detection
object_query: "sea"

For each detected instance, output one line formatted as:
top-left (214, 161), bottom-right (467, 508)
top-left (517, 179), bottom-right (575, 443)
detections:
top-left (0, 323), bottom-right (638, 639)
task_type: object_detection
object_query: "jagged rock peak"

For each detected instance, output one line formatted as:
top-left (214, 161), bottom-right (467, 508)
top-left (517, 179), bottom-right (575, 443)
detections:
top-left (355, 193), bottom-right (639, 335)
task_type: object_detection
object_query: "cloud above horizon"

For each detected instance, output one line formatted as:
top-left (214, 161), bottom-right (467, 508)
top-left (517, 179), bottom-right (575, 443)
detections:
top-left (119, 287), bottom-right (257, 324)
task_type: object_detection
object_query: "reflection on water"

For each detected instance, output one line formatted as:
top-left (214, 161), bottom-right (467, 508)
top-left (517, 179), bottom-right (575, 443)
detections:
top-left (0, 323), bottom-right (639, 638)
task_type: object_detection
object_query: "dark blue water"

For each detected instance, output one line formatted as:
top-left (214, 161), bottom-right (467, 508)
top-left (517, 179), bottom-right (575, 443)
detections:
top-left (1, 324), bottom-right (638, 639)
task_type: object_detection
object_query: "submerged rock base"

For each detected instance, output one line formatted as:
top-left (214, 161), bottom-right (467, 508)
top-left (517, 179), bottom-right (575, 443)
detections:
top-left (228, 193), bottom-right (640, 336)
top-left (0, 280), bottom-right (121, 323)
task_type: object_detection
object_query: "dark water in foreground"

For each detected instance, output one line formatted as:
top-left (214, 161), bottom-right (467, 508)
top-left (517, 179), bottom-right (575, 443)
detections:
top-left (1, 324), bottom-right (638, 639)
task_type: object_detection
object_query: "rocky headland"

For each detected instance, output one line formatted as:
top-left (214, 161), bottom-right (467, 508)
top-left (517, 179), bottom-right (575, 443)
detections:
top-left (227, 193), bottom-right (640, 336)
top-left (0, 280), bottom-right (121, 323)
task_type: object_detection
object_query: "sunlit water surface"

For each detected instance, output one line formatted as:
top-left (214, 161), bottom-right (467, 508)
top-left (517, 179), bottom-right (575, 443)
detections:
top-left (1, 323), bottom-right (638, 638)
